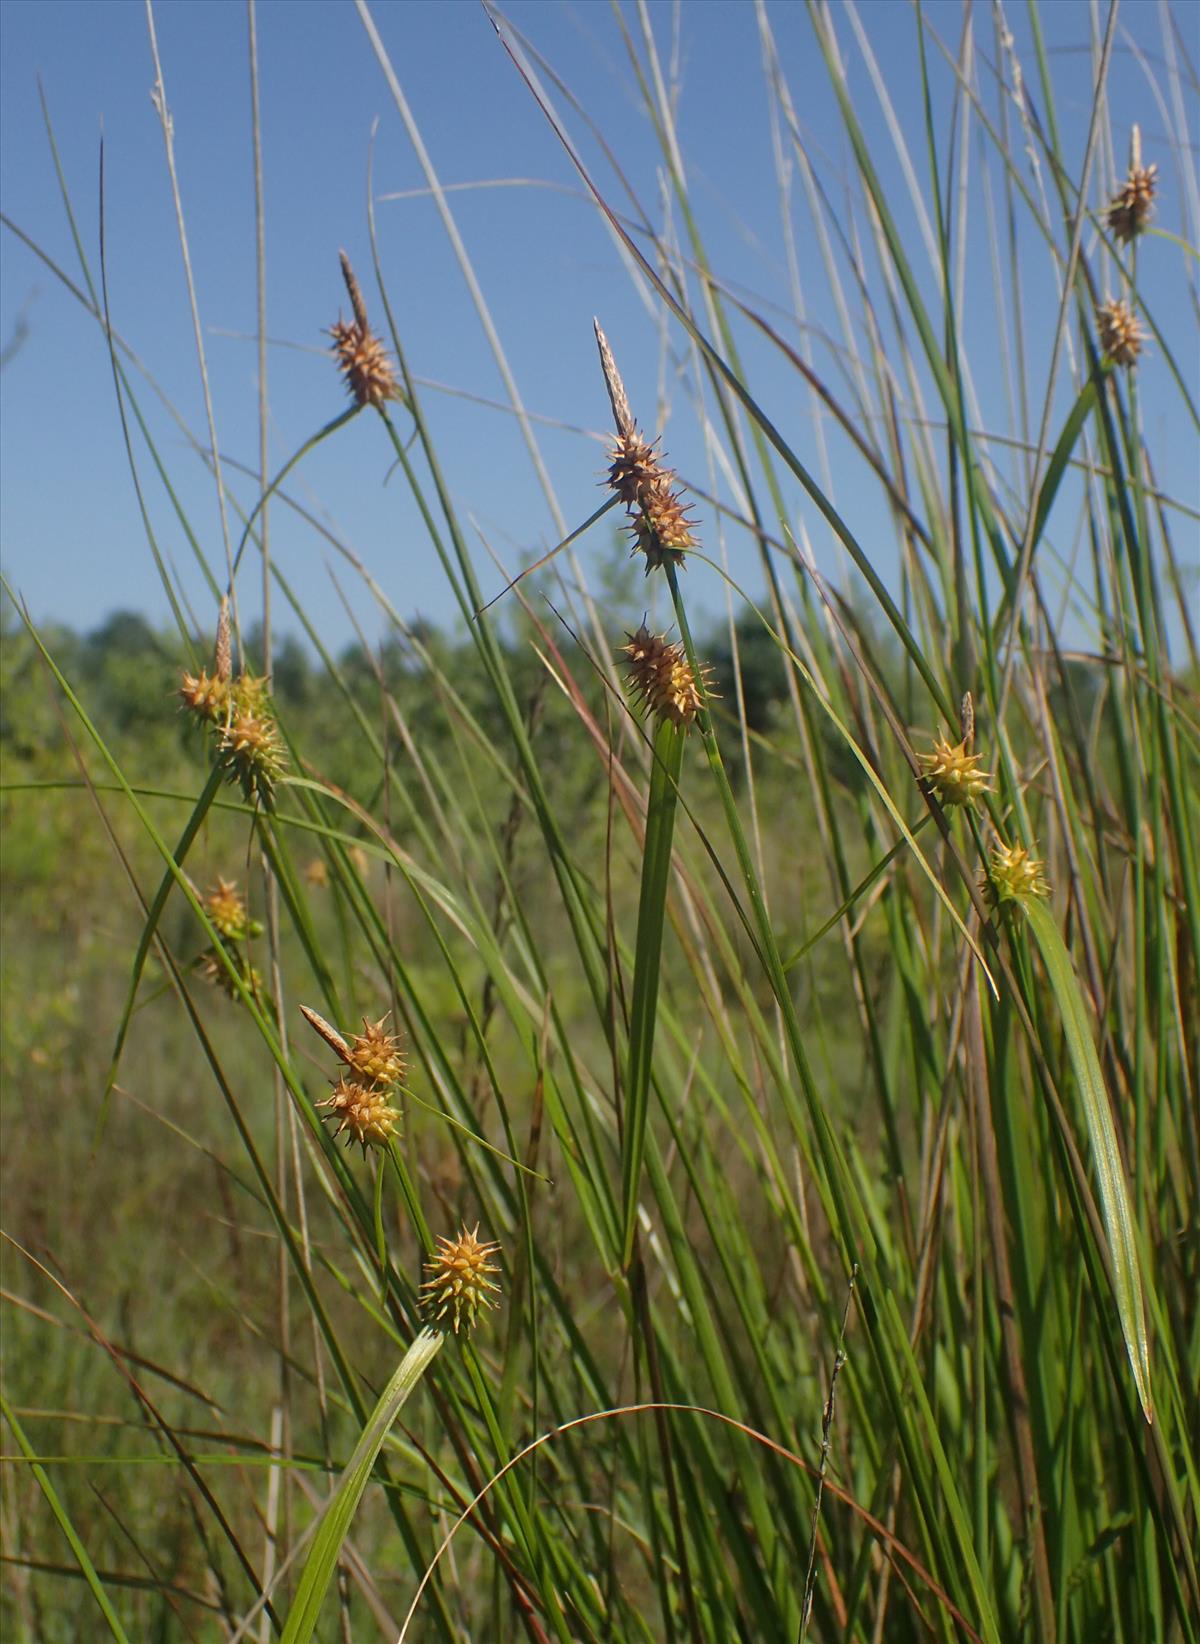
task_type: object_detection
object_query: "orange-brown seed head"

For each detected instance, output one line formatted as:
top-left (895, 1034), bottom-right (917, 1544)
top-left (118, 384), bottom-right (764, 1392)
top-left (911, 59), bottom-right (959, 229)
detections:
top-left (420, 1224), bottom-right (502, 1334)
top-left (317, 1077), bottom-right (401, 1152)
top-left (623, 624), bottom-right (709, 729)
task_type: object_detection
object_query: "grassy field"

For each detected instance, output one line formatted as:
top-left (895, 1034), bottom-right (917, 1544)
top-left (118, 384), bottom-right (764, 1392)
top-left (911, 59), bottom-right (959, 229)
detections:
top-left (2, 4), bottom-right (1198, 1641)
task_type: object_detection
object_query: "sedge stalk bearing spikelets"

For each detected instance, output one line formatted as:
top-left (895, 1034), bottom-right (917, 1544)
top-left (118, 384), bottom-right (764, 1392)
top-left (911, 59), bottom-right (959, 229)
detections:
top-left (623, 623), bottom-right (710, 730)
top-left (420, 1224), bottom-right (502, 1335)
top-left (1097, 299), bottom-right (1145, 368)
top-left (300, 1002), bottom-right (406, 1154)
top-left (595, 320), bottom-right (697, 573)
top-left (1106, 125), bottom-right (1157, 244)
top-left (328, 251), bottom-right (400, 409)
top-left (919, 732), bottom-right (992, 810)
top-left (979, 841), bottom-right (1050, 919)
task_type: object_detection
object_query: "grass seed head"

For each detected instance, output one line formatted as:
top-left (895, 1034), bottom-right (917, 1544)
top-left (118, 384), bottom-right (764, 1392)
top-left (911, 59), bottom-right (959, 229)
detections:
top-left (979, 841), bottom-right (1050, 917)
top-left (420, 1224), bottom-right (502, 1334)
top-left (919, 732), bottom-right (992, 809)
top-left (623, 623), bottom-right (709, 729)
top-left (318, 1077), bottom-right (401, 1152)
top-left (1097, 299), bottom-right (1144, 367)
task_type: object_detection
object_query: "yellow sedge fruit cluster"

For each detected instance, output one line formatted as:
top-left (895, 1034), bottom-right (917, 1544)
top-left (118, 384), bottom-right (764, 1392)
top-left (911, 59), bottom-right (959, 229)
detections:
top-left (1106, 126), bottom-right (1157, 244)
top-left (420, 1224), bottom-right (502, 1335)
top-left (180, 608), bottom-right (287, 810)
top-left (623, 624), bottom-right (710, 730)
top-left (596, 321), bottom-right (697, 574)
top-left (919, 732), bottom-right (992, 810)
top-left (979, 842), bottom-right (1050, 920)
top-left (1096, 299), bottom-right (1145, 369)
top-left (300, 1004), bottom-right (404, 1154)
top-left (196, 878), bottom-right (263, 1002)
top-left (328, 251), bottom-right (400, 409)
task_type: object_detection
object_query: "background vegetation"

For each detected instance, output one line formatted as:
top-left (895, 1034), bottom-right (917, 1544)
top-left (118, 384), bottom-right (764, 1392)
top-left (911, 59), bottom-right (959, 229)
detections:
top-left (2, 3), bottom-right (1197, 1642)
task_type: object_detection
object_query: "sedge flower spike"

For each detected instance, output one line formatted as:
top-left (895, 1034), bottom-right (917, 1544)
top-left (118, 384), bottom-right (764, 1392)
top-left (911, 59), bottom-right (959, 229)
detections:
top-left (979, 841), bottom-right (1050, 920)
top-left (300, 1003), bottom-right (407, 1155)
top-left (1097, 299), bottom-right (1144, 368)
top-left (328, 251), bottom-right (400, 409)
top-left (623, 624), bottom-right (710, 730)
top-left (420, 1224), bottom-right (502, 1335)
top-left (595, 320), bottom-right (698, 574)
top-left (317, 1078), bottom-right (401, 1152)
top-left (919, 732), bottom-right (992, 810)
top-left (1106, 125), bottom-right (1157, 244)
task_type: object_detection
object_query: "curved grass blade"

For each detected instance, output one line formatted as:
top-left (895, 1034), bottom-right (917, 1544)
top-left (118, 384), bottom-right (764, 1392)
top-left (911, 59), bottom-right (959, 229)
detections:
top-left (1024, 899), bottom-right (1153, 1423)
top-left (280, 1328), bottom-right (444, 1644)
top-left (0, 1393), bottom-right (132, 1644)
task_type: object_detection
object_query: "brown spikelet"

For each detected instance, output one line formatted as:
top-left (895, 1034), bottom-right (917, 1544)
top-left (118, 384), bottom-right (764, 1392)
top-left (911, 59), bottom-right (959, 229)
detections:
top-left (339, 249), bottom-right (370, 333)
top-left (623, 623), bottom-right (710, 729)
top-left (607, 429), bottom-right (665, 507)
top-left (594, 319), bottom-right (634, 439)
top-left (1106, 126), bottom-right (1157, 244)
top-left (595, 319), bottom-right (699, 573)
top-left (420, 1224), bottom-right (502, 1334)
top-left (1097, 298), bottom-right (1144, 367)
top-left (329, 254), bottom-right (400, 409)
top-left (214, 596), bottom-right (232, 684)
top-left (635, 476), bottom-right (697, 571)
top-left (299, 1003), bottom-right (351, 1062)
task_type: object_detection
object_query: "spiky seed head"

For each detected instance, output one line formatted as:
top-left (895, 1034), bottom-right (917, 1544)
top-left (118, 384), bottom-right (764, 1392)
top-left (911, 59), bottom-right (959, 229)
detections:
top-left (346, 1015), bottom-right (406, 1088)
top-left (420, 1224), bottom-right (502, 1334)
top-left (219, 707), bottom-right (286, 806)
top-left (919, 733), bottom-right (992, 810)
top-left (1097, 299), bottom-right (1144, 367)
top-left (623, 624), bottom-right (709, 729)
top-left (607, 429), bottom-right (665, 507)
top-left (979, 841), bottom-right (1050, 917)
top-left (204, 877), bottom-right (252, 942)
top-left (633, 476), bottom-right (696, 571)
top-left (1106, 127), bottom-right (1157, 244)
top-left (318, 1077), bottom-right (401, 1152)
top-left (179, 668), bottom-right (232, 724)
top-left (329, 318), bottom-right (399, 409)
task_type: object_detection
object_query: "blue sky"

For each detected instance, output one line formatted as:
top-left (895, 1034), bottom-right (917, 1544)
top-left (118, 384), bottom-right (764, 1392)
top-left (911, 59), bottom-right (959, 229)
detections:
top-left (1, 0), bottom-right (1196, 657)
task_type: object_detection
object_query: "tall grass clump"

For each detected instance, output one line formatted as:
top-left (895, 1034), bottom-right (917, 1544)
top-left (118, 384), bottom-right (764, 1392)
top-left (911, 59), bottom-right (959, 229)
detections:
top-left (2, 4), bottom-right (1197, 1641)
